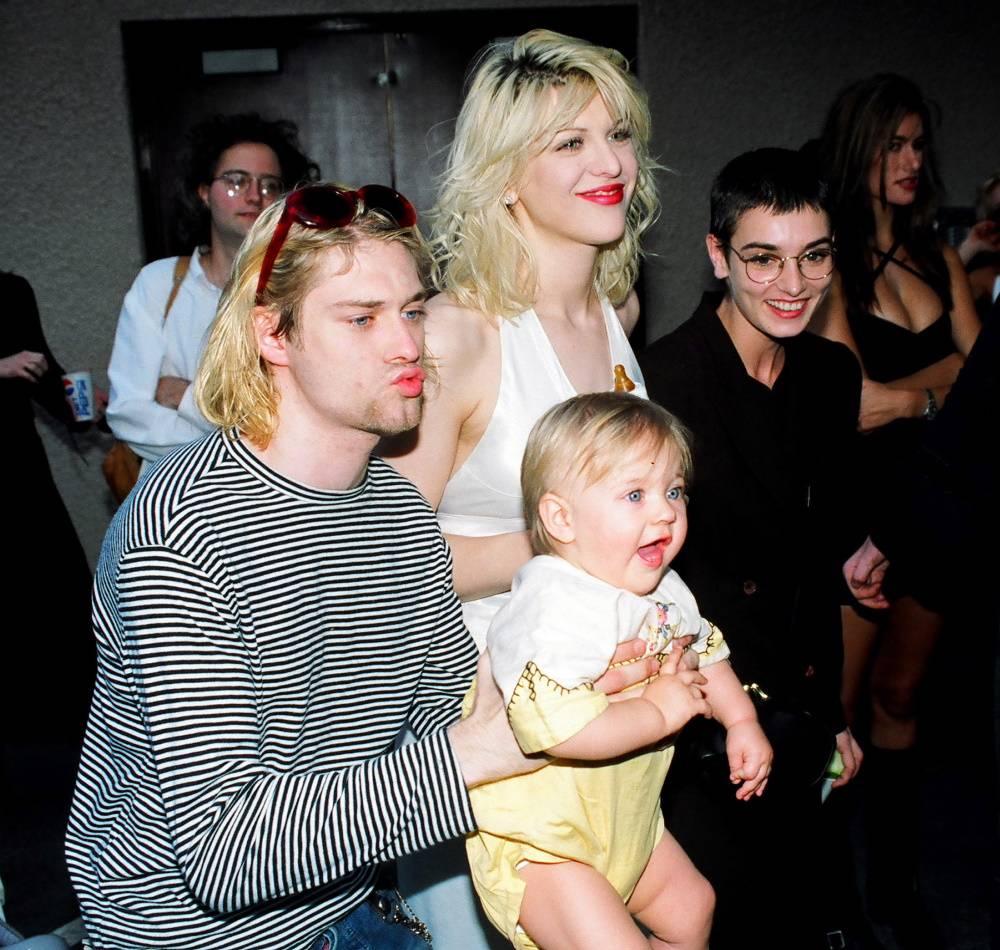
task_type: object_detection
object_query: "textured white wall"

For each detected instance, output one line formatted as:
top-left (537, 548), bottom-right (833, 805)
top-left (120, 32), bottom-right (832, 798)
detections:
top-left (2, 0), bottom-right (998, 566)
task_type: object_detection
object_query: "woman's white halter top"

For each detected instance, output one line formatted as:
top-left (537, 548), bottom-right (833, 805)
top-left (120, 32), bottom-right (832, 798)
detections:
top-left (437, 298), bottom-right (647, 649)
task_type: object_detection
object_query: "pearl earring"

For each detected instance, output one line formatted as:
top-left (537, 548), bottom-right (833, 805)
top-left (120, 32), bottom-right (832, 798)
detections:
top-left (503, 192), bottom-right (517, 207)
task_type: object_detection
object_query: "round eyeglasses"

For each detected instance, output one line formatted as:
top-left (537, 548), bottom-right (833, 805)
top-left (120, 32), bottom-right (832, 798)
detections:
top-left (213, 170), bottom-right (285, 201)
top-left (725, 245), bottom-right (836, 284)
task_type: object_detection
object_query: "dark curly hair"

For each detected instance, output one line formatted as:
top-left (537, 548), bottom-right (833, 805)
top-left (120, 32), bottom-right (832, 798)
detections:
top-left (819, 74), bottom-right (950, 315)
top-left (178, 113), bottom-right (320, 246)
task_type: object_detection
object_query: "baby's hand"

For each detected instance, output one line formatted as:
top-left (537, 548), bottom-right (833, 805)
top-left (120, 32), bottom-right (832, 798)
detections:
top-left (725, 720), bottom-right (772, 800)
top-left (641, 645), bottom-right (712, 737)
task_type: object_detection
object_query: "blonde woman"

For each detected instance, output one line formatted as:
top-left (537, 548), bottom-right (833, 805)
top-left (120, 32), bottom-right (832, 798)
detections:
top-left (384, 28), bottom-right (664, 950)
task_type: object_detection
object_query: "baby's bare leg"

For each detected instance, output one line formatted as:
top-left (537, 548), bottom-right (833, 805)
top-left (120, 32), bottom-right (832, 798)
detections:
top-left (627, 831), bottom-right (714, 949)
top-left (518, 860), bottom-right (650, 950)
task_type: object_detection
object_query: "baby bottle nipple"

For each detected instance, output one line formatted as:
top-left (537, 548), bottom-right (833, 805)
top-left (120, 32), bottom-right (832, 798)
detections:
top-left (613, 363), bottom-right (636, 392)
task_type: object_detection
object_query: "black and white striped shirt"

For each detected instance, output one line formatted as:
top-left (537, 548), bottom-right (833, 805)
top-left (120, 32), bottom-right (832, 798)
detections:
top-left (66, 431), bottom-right (478, 949)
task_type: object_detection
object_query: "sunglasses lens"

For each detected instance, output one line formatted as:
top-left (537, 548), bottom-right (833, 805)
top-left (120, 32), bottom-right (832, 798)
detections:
top-left (359, 185), bottom-right (417, 228)
top-left (293, 186), bottom-right (358, 227)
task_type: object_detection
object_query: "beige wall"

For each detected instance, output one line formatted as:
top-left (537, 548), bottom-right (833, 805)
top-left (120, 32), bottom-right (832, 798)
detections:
top-left (2, 0), bottom-right (998, 566)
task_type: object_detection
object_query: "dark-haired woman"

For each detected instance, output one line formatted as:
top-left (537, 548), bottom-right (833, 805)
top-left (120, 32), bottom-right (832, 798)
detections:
top-left (813, 73), bottom-right (980, 946)
top-left (106, 114), bottom-right (318, 467)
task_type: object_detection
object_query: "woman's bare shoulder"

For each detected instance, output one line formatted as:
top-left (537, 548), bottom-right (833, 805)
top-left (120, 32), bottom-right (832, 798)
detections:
top-left (425, 292), bottom-right (497, 365)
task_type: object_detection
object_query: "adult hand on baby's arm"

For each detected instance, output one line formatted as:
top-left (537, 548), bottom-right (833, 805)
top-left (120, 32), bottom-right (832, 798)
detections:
top-left (449, 651), bottom-right (549, 789)
top-left (547, 642), bottom-right (711, 761)
top-left (596, 636), bottom-right (687, 699)
top-left (725, 719), bottom-right (772, 800)
top-left (598, 635), bottom-right (700, 700)
top-left (452, 638), bottom-right (682, 786)
top-left (639, 644), bottom-right (712, 736)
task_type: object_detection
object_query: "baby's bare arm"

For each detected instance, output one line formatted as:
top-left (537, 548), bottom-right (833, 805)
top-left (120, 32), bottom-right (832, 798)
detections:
top-left (549, 646), bottom-right (710, 760)
top-left (701, 660), bottom-right (772, 798)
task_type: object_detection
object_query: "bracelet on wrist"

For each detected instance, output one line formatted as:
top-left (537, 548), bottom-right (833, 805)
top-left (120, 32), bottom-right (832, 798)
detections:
top-left (923, 388), bottom-right (938, 420)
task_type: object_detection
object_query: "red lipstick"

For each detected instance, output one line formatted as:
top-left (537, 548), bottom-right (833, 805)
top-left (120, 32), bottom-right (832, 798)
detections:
top-left (764, 298), bottom-right (808, 320)
top-left (577, 183), bottom-right (625, 205)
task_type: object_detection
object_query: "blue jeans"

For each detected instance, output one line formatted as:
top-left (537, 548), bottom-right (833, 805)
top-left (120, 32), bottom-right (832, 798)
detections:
top-left (309, 889), bottom-right (431, 950)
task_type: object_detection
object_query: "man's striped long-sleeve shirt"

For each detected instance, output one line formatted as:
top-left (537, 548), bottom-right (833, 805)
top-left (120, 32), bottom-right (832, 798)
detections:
top-left (66, 431), bottom-right (478, 949)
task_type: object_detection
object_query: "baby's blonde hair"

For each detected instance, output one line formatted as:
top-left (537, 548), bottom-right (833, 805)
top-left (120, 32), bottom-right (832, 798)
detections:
top-left (522, 392), bottom-right (692, 556)
top-left (431, 28), bottom-right (660, 319)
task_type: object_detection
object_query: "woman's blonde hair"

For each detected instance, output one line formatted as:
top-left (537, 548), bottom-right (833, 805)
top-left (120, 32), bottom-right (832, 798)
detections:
top-left (432, 29), bottom-right (660, 319)
top-left (195, 188), bottom-right (430, 448)
top-left (522, 392), bottom-right (692, 556)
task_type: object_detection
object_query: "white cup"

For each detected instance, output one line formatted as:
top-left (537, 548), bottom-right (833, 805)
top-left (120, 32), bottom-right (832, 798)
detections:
top-left (62, 370), bottom-right (95, 422)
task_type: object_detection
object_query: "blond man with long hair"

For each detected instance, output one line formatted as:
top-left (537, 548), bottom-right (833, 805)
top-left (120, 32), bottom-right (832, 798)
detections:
top-left (383, 27), bottom-right (664, 950)
top-left (69, 184), bottom-right (664, 949)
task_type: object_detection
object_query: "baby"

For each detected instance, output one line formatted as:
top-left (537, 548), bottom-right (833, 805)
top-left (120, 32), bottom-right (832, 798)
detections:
top-left (465, 392), bottom-right (772, 950)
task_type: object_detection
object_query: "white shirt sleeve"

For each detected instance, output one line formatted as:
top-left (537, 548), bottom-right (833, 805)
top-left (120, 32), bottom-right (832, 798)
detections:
top-left (652, 570), bottom-right (731, 667)
top-left (487, 557), bottom-right (654, 705)
top-left (107, 256), bottom-right (217, 461)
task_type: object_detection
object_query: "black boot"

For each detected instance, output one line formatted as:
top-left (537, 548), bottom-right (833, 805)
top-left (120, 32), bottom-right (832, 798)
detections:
top-left (812, 780), bottom-right (887, 950)
top-left (863, 746), bottom-right (945, 950)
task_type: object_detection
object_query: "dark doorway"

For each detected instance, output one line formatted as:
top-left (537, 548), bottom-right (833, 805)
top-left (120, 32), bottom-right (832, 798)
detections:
top-left (122, 9), bottom-right (639, 260)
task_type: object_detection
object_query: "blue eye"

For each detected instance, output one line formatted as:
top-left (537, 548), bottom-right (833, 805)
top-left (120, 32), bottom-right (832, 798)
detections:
top-left (666, 486), bottom-right (686, 502)
top-left (626, 489), bottom-right (643, 503)
top-left (350, 315), bottom-right (372, 327)
top-left (402, 308), bottom-right (426, 322)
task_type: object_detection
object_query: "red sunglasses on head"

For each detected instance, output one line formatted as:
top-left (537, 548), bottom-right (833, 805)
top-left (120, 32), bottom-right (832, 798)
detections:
top-left (255, 183), bottom-right (418, 304)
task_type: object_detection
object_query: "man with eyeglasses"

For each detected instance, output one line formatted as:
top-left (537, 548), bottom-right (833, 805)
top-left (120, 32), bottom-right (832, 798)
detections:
top-left (68, 184), bottom-right (657, 949)
top-left (640, 149), bottom-right (877, 950)
top-left (106, 113), bottom-right (317, 471)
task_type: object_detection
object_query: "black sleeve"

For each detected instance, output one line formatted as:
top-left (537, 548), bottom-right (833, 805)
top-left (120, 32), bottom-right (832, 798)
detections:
top-left (3, 273), bottom-right (74, 426)
top-left (872, 301), bottom-right (1000, 607)
top-left (818, 345), bottom-right (867, 571)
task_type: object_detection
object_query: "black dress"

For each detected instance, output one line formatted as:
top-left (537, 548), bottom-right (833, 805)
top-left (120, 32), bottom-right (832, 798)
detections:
top-left (1, 271), bottom-right (95, 741)
top-left (847, 247), bottom-right (957, 600)
top-left (871, 299), bottom-right (999, 611)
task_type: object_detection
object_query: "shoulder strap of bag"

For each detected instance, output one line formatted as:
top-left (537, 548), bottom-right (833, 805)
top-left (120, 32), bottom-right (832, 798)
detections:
top-left (163, 255), bottom-right (191, 324)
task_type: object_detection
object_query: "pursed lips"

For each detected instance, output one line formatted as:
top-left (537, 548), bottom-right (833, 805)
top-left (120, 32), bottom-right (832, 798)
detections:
top-left (391, 366), bottom-right (425, 398)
